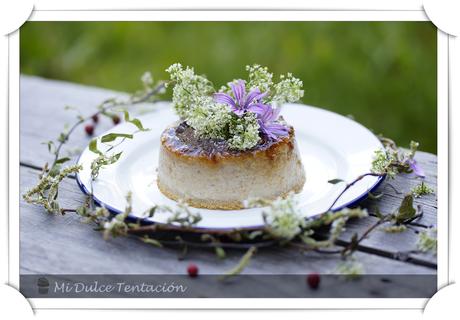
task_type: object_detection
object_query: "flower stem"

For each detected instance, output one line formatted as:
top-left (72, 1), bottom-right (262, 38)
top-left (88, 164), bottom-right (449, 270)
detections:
top-left (326, 172), bottom-right (385, 213)
top-left (48, 82), bottom-right (166, 172)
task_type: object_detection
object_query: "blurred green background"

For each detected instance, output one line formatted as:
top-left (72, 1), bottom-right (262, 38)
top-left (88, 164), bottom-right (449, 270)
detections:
top-left (20, 21), bottom-right (437, 153)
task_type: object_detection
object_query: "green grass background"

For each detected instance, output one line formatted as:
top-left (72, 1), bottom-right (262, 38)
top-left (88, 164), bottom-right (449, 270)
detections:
top-left (20, 21), bottom-right (437, 153)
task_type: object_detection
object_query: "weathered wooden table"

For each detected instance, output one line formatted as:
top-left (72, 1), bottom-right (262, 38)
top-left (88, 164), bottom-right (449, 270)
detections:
top-left (19, 76), bottom-right (438, 298)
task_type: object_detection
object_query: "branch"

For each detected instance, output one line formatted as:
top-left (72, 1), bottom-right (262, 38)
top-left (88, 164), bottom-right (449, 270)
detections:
top-left (326, 172), bottom-right (385, 213)
top-left (48, 82), bottom-right (166, 171)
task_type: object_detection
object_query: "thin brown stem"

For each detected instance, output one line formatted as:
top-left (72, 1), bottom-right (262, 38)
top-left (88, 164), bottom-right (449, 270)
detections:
top-left (341, 214), bottom-right (392, 257)
top-left (126, 223), bottom-right (267, 236)
top-left (51, 118), bottom-right (85, 167)
top-left (326, 172), bottom-right (385, 213)
top-left (60, 208), bottom-right (77, 214)
top-left (48, 82), bottom-right (166, 171)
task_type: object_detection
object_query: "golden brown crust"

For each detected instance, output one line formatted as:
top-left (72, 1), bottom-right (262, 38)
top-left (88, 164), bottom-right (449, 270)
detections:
top-left (161, 127), bottom-right (296, 166)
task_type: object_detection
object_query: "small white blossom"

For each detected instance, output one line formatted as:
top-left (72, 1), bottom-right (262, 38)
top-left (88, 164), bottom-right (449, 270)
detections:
top-left (228, 112), bottom-right (261, 150)
top-left (264, 193), bottom-right (304, 240)
top-left (335, 260), bottom-right (364, 279)
top-left (165, 63), bottom-right (304, 152)
top-left (412, 181), bottom-right (434, 198)
top-left (186, 96), bottom-right (233, 140)
top-left (272, 73), bottom-right (304, 105)
top-left (246, 64), bottom-right (273, 92)
top-left (166, 63), bottom-right (214, 118)
top-left (417, 227), bottom-right (437, 254)
top-left (371, 149), bottom-right (398, 177)
top-left (141, 71), bottom-right (153, 87)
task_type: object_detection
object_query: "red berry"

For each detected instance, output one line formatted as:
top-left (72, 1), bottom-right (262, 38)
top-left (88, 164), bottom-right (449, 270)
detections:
top-left (307, 273), bottom-right (320, 289)
top-left (84, 124), bottom-right (94, 136)
top-left (92, 114), bottom-right (99, 123)
top-left (112, 115), bottom-right (121, 125)
top-left (187, 263), bottom-right (199, 278)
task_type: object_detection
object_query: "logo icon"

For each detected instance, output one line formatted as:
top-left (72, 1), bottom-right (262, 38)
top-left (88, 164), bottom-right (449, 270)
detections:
top-left (37, 277), bottom-right (49, 294)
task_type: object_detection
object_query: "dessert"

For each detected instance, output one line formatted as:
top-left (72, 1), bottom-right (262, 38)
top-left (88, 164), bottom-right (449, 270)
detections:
top-left (157, 64), bottom-right (306, 210)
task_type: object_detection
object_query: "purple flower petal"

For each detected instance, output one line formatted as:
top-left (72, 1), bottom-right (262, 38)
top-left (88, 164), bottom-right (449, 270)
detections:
top-left (254, 103), bottom-right (288, 140)
top-left (270, 106), bottom-right (281, 122)
top-left (408, 159), bottom-right (425, 178)
top-left (247, 103), bottom-right (267, 115)
top-left (244, 89), bottom-right (267, 108)
top-left (230, 80), bottom-right (246, 106)
top-left (255, 103), bottom-right (273, 122)
top-left (231, 106), bottom-right (245, 116)
top-left (266, 123), bottom-right (289, 136)
top-left (213, 93), bottom-right (236, 107)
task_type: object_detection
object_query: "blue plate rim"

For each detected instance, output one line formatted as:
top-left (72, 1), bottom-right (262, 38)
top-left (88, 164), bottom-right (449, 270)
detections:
top-left (75, 161), bottom-right (385, 231)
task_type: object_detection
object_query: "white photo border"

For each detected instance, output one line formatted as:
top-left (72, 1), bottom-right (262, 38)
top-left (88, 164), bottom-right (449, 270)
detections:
top-left (8, 10), bottom-right (448, 310)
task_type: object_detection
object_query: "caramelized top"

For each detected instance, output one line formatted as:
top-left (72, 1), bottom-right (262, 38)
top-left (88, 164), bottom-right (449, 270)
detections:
top-left (161, 121), bottom-right (293, 159)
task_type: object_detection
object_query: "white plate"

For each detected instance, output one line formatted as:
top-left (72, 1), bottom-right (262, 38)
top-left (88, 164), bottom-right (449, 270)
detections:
top-left (76, 102), bottom-right (384, 230)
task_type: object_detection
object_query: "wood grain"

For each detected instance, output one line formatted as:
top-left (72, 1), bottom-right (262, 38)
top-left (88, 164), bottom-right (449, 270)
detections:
top-left (19, 76), bottom-right (438, 281)
top-left (20, 166), bottom-right (435, 276)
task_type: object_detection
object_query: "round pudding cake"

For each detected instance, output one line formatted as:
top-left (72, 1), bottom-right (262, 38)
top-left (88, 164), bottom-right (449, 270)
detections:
top-left (157, 121), bottom-right (306, 210)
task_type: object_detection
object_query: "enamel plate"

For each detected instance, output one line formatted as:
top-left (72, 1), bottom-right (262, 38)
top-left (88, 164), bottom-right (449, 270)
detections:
top-left (76, 102), bottom-right (384, 230)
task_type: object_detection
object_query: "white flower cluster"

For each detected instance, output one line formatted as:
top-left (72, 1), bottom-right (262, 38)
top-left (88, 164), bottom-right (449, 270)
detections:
top-left (227, 112), bottom-right (261, 150)
top-left (186, 96), bottom-right (232, 140)
top-left (264, 193), bottom-right (305, 240)
top-left (166, 63), bottom-right (262, 151)
top-left (221, 65), bottom-right (304, 107)
top-left (165, 63), bottom-right (214, 118)
top-left (246, 64), bottom-right (273, 92)
top-left (165, 63), bottom-right (304, 151)
top-left (272, 73), bottom-right (305, 105)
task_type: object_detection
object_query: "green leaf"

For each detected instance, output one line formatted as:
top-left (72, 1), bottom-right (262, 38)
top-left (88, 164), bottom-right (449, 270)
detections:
top-left (101, 133), bottom-right (133, 143)
top-left (143, 206), bottom-right (157, 218)
top-left (112, 152), bottom-right (123, 162)
top-left (42, 140), bottom-right (55, 153)
top-left (220, 246), bottom-right (256, 281)
top-left (367, 191), bottom-right (383, 200)
top-left (142, 236), bottom-right (163, 247)
top-left (89, 139), bottom-right (102, 155)
top-left (215, 247), bottom-right (226, 259)
top-left (124, 110), bottom-right (149, 131)
top-left (130, 118), bottom-right (148, 131)
top-left (374, 207), bottom-right (383, 219)
top-left (347, 233), bottom-right (359, 253)
top-left (55, 157), bottom-right (71, 164)
top-left (328, 179), bottom-right (344, 184)
top-left (76, 205), bottom-right (90, 217)
top-left (417, 228), bottom-right (437, 254)
top-left (395, 194), bottom-right (416, 224)
top-left (48, 164), bottom-right (61, 177)
top-left (248, 230), bottom-right (263, 240)
top-left (383, 225), bottom-right (407, 233)
top-left (57, 132), bottom-right (67, 143)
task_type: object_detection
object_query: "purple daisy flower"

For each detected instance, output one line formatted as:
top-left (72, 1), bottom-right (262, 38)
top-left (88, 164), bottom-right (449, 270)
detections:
top-left (253, 103), bottom-right (289, 140)
top-left (407, 158), bottom-right (425, 178)
top-left (213, 80), bottom-right (267, 116)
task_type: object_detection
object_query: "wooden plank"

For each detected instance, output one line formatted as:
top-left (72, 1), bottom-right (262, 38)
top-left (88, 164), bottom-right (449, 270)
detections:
top-left (19, 75), bottom-right (438, 271)
top-left (329, 153), bottom-right (438, 268)
top-left (20, 75), bottom-right (152, 168)
top-left (360, 152), bottom-right (437, 227)
top-left (21, 166), bottom-right (435, 275)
